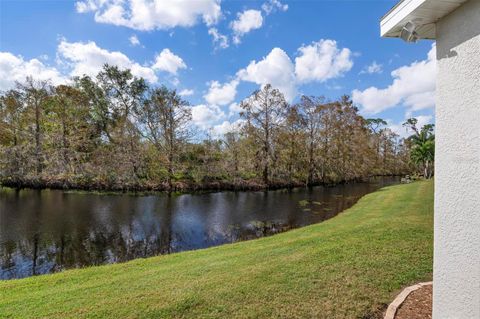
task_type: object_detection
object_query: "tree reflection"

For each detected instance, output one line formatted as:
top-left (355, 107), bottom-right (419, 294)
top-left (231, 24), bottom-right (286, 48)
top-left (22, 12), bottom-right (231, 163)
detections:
top-left (0, 177), bottom-right (399, 279)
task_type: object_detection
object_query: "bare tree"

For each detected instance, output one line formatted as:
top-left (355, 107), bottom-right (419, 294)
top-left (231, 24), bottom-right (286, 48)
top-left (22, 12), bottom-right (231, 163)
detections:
top-left (297, 95), bottom-right (326, 185)
top-left (0, 67), bottom-right (417, 190)
top-left (18, 78), bottom-right (51, 175)
top-left (240, 84), bottom-right (288, 185)
top-left (223, 131), bottom-right (242, 179)
top-left (138, 86), bottom-right (191, 189)
top-left (89, 65), bottom-right (148, 181)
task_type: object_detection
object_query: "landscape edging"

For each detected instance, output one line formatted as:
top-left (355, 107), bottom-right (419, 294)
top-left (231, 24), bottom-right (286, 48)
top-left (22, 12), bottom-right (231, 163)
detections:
top-left (384, 281), bottom-right (433, 319)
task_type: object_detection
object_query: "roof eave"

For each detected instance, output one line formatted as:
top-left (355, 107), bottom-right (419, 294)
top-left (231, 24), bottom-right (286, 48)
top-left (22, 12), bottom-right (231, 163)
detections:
top-left (380, 0), bottom-right (468, 40)
top-left (380, 0), bottom-right (428, 38)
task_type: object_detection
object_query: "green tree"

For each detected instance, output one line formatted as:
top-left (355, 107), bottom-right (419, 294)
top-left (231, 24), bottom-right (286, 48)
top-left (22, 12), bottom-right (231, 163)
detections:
top-left (0, 89), bottom-right (27, 177)
top-left (277, 104), bottom-right (306, 183)
top-left (137, 86), bottom-right (191, 189)
top-left (45, 84), bottom-right (95, 175)
top-left (99, 65), bottom-right (147, 180)
top-left (19, 78), bottom-right (51, 175)
top-left (403, 118), bottom-right (435, 178)
top-left (296, 96), bottom-right (325, 185)
top-left (223, 131), bottom-right (241, 180)
top-left (0, 66), bottom-right (417, 191)
top-left (366, 118), bottom-right (388, 169)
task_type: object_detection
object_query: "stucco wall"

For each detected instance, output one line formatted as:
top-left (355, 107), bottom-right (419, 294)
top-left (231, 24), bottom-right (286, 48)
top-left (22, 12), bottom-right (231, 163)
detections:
top-left (434, 0), bottom-right (480, 318)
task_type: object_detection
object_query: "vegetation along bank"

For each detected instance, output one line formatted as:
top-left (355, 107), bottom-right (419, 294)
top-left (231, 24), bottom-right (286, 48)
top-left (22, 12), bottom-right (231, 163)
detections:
top-left (0, 65), bottom-right (434, 192)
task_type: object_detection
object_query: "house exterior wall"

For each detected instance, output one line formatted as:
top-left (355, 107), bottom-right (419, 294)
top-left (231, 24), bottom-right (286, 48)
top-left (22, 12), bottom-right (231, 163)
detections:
top-left (434, 0), bottom-right (480, 318)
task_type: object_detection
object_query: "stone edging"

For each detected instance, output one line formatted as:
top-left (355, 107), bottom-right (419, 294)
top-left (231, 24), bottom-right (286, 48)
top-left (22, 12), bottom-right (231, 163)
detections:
top-left (384, 281), bottom-right (433, 319)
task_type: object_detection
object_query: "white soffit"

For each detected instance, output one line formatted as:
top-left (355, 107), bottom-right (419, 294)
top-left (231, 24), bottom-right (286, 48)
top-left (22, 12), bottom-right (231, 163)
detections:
top-left (381, 0), bottom-right (469, 39)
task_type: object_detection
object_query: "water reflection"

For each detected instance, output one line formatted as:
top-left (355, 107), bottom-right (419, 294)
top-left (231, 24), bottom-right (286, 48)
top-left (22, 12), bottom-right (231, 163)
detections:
top-left (0, 177), bottom-right (399, 279)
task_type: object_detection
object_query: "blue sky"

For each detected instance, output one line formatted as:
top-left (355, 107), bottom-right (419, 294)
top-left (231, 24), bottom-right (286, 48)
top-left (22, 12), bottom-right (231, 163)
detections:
top-left (0, 0), bottom-right (435, 136)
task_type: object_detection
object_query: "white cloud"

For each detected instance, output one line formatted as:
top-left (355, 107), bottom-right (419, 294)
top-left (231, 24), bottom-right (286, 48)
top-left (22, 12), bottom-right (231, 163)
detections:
top-left (237, 47), bottom-right (296, 101)
top-left (352, 44), bottom-right (436, 114)
top-left (295, 39), bottom-right (353, 83)
top-left (204, 80), bottom-right (238, 106)
top-left (75, 0), bottom-right (222, 31)
top-left (170, 77), bottom-right (180, 86)
top-left (75, 0), bottom-right (98, 13)
top-left (179, 88), bottom-right (194, 97)
top-left (57, 40), bottom-right (158, 82)
top-left (388, 115), bottom-right (433, 139)
top-left (0, 52), bottom-right (66, 91)
top-left (129, 35), bottom-right (140, 46)
top-left (2, 41), bottom-right (187, 91)
top-left (211, 119), bottom-right (245, 136)
top-left (208, 28), bottom-right (229, 49)
top-left (404, 91), bottom-right (436, 113)
top-left (152, 48), bottom-right (186, 75)
top-left (261, 0), bottom-right (288, 15)
top-left (230, 40), bottom-right (354, 102)
top-left (228, 102), bottom-right (242, 116)
top-left (415, 115), bottom-right (434, 130)
top-left (230, 9), bottom-right (263, 44)
top-left (360, 61), bottom-right (382, 74)
top-left (191, 104), bottom-right (226, 129)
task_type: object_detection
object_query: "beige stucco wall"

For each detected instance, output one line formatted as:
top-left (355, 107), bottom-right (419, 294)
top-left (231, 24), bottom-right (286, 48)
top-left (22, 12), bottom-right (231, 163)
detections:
top-left (434, 0), bottom-right (480, 318)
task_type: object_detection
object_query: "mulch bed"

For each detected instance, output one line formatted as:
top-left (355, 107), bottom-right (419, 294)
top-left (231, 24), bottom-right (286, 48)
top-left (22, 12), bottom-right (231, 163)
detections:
top-left (395, 284), bottom-right (432, 319)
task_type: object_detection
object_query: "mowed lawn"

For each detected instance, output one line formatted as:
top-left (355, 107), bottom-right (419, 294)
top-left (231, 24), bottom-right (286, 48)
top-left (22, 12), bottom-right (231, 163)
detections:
top-left (0, 181), bottom-right (434, 319)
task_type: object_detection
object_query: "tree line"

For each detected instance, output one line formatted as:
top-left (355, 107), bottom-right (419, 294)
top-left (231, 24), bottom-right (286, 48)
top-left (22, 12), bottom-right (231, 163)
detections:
top-left (0, 65), bottom-right (432, 191)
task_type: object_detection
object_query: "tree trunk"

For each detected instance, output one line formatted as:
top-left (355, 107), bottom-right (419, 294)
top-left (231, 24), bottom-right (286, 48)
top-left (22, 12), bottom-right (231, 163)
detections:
top-left (35, 101), bottom-right (42, 175)
top-left (167, 140), bottom-right (174, 191)
top-left (62, 117), bottom-right (69, 172)
top-left (308, 138), bottom-right (314, 186)
top-left (263, 128), bottom-right (269, 186)
top-left (263, 160), bottom-right (269, 186)
top-left (424, 160), bottom-right (431, 179)
top-left (234, 149), bottom-right (239, 178)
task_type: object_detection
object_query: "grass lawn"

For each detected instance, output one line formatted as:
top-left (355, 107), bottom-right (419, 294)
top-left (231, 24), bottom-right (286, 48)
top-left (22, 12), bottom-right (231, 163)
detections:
top-left (0, 180), bottom-right (434, 319)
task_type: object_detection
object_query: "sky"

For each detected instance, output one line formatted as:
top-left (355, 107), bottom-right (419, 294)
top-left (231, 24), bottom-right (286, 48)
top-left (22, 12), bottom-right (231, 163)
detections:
top-left (0, 0), bottom-right (436, 137)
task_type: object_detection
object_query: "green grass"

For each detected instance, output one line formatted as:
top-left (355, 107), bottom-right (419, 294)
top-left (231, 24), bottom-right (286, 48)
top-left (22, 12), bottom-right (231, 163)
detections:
top-left (0, 181), bottom-right (434, 319)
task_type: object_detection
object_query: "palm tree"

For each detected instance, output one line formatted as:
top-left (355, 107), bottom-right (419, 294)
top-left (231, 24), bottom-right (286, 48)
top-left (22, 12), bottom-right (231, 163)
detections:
top-left (410, 139), bottom-right (434, 178)
top-left (403, 118), bottom-right (435, 179)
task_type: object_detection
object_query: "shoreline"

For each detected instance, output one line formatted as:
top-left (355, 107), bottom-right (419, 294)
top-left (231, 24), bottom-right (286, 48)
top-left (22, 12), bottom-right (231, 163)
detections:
top-left (0, 175), bottom-right (400, 194)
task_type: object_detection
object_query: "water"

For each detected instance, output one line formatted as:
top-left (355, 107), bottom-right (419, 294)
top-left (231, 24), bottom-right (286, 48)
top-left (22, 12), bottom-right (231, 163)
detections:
top-left (0, 177), bottom-right (399, 280)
